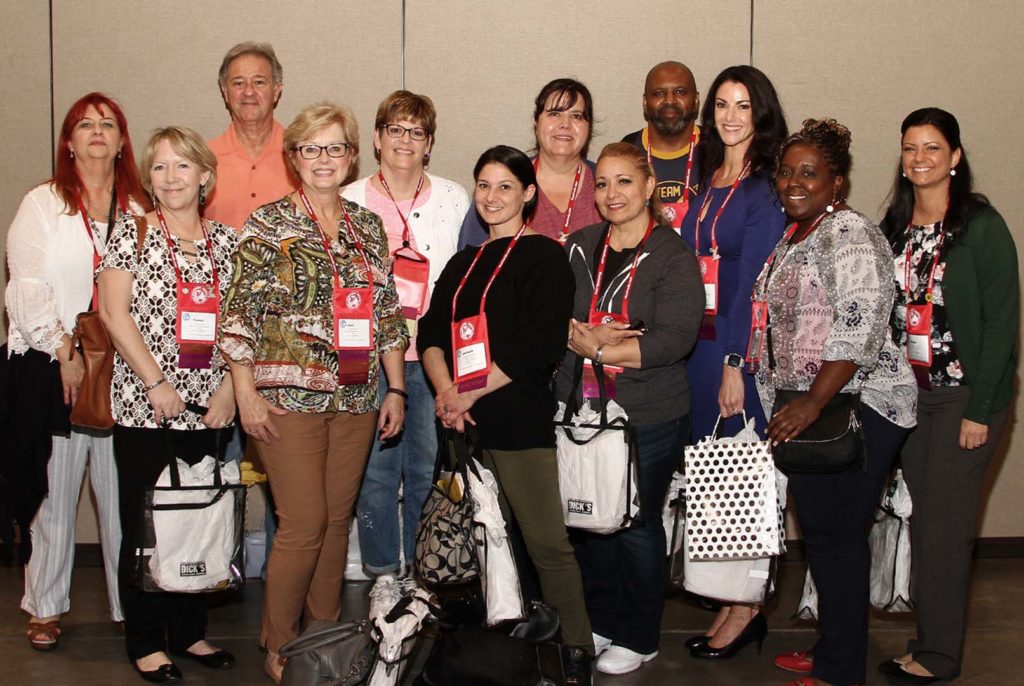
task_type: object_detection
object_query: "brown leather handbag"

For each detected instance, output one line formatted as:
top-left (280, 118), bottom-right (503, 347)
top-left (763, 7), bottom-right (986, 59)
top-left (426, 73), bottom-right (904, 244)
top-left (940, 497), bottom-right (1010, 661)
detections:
top-left (70, 216), bottom-right (148, 430)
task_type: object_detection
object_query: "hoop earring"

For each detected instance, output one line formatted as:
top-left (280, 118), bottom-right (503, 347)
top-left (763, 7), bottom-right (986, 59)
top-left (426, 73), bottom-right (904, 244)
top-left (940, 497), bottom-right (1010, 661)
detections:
top-left (949, 168), bottom-right (957, 177)
top-left (199, 183), bottom-right (207, 206)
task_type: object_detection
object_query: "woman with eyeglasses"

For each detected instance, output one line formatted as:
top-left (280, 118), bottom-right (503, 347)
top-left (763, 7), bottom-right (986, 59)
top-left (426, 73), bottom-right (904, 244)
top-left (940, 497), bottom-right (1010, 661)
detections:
top-left (218, 102), bottom-right (407, 685)
top-left (342, 91), bottom-right (468, 590)
top-left (458, 78), bottom-right (601, 246)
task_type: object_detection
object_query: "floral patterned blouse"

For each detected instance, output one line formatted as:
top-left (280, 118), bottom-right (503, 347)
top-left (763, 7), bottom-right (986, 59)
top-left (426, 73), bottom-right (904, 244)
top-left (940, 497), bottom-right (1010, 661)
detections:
top-left (218, 194), bottom-right (408, 414)
top-left (99, 214), bottom-right (238, 430)
top-left (753, 210), bottom-right (917, 428)
top-left (892, 221), bottom-right (963, 386)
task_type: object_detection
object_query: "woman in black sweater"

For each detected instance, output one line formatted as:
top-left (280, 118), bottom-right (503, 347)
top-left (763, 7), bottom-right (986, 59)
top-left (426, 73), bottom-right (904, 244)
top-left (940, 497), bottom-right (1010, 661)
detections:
top-left (418, 145), bottom-right (593, 685)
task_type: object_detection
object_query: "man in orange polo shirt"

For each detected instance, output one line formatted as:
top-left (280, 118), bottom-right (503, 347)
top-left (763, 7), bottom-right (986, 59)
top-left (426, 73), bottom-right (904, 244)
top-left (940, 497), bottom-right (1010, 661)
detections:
top-left (206, 42), bottom-right (295, 231)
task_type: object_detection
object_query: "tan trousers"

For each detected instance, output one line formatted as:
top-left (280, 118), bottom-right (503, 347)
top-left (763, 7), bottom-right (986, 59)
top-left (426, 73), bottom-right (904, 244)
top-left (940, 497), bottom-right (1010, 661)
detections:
top-left (257, 410), bottom-right (378, 651)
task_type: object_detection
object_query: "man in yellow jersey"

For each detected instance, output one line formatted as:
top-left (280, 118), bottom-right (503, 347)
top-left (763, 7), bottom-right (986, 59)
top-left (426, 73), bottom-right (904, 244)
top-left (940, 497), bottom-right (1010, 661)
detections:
top-left (621, 61), bottom-right (700, 231)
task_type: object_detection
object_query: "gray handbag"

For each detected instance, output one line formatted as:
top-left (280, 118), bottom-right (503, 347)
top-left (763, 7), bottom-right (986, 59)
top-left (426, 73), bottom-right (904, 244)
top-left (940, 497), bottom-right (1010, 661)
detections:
top-left (279, 619), bottom-right (375, 686)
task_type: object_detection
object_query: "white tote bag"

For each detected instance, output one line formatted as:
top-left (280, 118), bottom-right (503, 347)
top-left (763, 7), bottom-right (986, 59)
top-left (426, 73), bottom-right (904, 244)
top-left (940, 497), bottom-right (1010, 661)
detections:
top-left (554, 396), bottom-right (640, 534)
top-left (684, 415), bottom-right (782, 561)
top-left (869, 468), bottom-right (914, 612)
top-left (145, 456), bottom-right (245, 592)
top-left (467, 458), bottom-right (525, 626)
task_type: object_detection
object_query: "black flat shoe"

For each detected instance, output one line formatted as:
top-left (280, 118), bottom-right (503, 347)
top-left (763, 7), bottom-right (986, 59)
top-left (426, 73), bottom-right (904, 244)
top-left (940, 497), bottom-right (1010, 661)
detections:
top-left (173, 648), bottom-right (236, 669)
top-left (684, 634), bottom-right (711, 650)
top-left (878, 659), bottom-right (941, 685)
top-left (689, 614), bottom-right (767, 660)
top-left (132, 661), bottom-right (182, 683)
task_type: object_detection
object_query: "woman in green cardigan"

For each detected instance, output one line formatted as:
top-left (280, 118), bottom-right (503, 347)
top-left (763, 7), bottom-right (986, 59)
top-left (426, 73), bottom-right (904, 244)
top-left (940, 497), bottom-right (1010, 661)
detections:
top-left (878, 107), bottom-right (1018, 686)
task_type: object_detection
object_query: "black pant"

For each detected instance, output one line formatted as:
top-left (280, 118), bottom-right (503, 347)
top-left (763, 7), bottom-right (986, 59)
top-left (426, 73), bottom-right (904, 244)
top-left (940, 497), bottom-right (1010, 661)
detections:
top-left (572, 415), bottom-right (689, 655)
top-left (902, 386), bottom-right (1009, 680)
top-left (788, 406), bottom-right (910, 686)
top-left (113, 425), bottom-right (227, 660)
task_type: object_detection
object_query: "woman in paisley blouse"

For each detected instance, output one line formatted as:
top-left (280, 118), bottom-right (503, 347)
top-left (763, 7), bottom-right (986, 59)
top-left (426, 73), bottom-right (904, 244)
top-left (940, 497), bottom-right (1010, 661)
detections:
top-left (877, 108), bottom-right (1018, 686)
top-left (753, 119), bottom-right (916, 686)
top-left (99, 126), bottom-right (237, 681)
top-left (218, 102), bottom-right (407, 685)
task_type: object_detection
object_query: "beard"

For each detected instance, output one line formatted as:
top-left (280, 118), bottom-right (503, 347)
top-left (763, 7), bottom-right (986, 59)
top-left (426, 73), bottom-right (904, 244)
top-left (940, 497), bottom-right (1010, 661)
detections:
top-left (647, 104), bottom-right (694, 135)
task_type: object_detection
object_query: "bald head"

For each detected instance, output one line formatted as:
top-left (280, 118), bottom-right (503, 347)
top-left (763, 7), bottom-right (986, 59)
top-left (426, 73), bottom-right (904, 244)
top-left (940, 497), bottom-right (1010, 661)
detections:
top-left (643, 62), bottom-right (699, 137)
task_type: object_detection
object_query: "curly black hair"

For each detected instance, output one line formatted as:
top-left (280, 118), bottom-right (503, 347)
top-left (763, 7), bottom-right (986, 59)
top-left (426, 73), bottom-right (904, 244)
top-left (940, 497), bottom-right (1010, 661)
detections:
top-left (778, 118), bottom-right (852, 178)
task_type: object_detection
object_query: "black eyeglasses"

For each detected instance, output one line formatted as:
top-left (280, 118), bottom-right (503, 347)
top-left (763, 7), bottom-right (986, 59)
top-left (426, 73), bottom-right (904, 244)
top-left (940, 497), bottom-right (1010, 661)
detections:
top-left (293, 143), bottom-right (352, 160)
top-left (380, 124), bottom-right (429, 141)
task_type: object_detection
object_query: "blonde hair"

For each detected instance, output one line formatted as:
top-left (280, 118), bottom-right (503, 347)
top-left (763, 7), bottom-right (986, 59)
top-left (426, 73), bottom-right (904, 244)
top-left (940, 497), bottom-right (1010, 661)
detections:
top-left (596, 142), bottom-right (668, 226)
top-left (284, 102), bottom-right (359, 177)
top-left (140, 126), bottom-right (218, 195)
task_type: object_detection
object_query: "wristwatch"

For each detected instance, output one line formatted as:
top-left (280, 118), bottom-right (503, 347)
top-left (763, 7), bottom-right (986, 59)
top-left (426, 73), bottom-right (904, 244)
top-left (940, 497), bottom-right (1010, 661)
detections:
top-left (724, 353), bottom-right (744, 370)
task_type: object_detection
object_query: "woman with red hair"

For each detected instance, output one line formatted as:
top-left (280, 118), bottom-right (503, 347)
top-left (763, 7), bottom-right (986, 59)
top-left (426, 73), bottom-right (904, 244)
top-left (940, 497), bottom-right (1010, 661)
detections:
top-left (5, 92), bottom-right (148, 651)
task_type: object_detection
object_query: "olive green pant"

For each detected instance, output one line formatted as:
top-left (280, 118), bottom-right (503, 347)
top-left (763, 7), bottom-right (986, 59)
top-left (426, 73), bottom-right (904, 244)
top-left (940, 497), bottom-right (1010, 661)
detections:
top-left (476, 445), bottom-right (594, 654)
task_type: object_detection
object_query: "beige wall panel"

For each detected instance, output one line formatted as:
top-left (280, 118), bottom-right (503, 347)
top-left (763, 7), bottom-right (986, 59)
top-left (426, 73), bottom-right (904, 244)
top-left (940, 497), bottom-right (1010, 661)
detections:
top-left (1, 0), bottom-right (52, 341)
top-left (406, 0), bottom-right (752, 190)
top-left (52, 0), bottom-right (403, 191)
top-left (756, 0), bottom-right (1024, 537)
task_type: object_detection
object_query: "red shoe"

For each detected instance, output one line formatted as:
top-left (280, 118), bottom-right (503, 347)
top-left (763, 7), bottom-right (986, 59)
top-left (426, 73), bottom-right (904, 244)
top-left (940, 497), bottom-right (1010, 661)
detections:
top-left (775, 650), bottom-right (813, 673)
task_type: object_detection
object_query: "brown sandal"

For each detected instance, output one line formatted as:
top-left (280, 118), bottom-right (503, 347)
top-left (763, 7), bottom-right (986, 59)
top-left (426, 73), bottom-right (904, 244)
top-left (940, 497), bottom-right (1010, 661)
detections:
top-left (27, 620), bottom-right (62, 651)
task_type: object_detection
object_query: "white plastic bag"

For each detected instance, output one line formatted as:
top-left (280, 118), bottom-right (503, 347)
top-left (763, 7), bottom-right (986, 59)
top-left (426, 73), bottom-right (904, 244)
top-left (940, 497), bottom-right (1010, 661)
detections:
top-left (368, 580), bottom-right (435, 686)
top-left (663, 471), bottom-right (686, 556)
top-left (795, 568), bottom-right (818, 620)
top-left (555, 399), bottom-right (640, 534)
top-left (467, 459), bottom-right (524, 626)
top-left (147, 456), bottom-right (243, 592)
top-left (869, 469), bottom-right (913, 612)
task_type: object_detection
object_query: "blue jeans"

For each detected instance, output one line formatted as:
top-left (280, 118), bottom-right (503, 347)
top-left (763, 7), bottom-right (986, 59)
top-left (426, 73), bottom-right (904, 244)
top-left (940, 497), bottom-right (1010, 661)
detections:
top-left (355, 362), bottom-right (438, 575)
top-left (572, 414), bottom-right (690, 654)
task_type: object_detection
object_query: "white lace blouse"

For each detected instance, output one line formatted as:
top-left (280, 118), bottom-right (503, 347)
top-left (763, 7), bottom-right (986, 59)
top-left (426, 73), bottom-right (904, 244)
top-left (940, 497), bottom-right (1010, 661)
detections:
top-left (5, 183), bottom-right (127, 358)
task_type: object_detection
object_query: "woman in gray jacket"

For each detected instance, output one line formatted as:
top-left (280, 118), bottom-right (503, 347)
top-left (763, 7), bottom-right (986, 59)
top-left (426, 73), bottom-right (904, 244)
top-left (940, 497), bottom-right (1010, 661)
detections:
top-left (558, 141), bottom-right (704, 676)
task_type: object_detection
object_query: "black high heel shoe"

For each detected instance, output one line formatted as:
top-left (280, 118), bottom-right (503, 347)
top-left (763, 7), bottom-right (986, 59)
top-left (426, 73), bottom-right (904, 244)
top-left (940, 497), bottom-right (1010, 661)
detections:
top-left (684, 634), bottom-right (711, 650)
top-left (689, 614), bottom-right (767, 660)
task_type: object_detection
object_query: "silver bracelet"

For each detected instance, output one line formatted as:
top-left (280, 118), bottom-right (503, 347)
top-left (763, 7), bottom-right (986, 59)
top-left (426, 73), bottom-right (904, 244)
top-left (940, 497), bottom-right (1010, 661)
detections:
top-left (143, 377), bottom-right (166, 392)
top-left (594, 345), bottom-right (606, 364)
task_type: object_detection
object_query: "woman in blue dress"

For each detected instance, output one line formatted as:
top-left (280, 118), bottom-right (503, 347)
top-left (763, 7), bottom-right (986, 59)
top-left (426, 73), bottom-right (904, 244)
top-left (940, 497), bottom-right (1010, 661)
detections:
top-left (679, 64), bottom-right (788, 659)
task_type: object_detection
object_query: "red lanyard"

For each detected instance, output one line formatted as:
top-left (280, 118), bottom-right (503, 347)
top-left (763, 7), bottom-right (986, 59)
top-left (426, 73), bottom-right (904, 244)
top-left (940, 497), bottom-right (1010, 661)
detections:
top-left (903, 221), bottom-right (945, 303)
top-left (377, 172), bottom-right (424, 246)
top-left (534, 157), bottom-right (583, 240)
top-left (298, 189), bottom-right (374, 292)
top-left (645, 126), bottom-right (699, 198)
top-left (589, 218), bottom-right (655, 321)
top-left (154, 205), bottom-right (219, 290)
top-left (694, 161), bottom-right (750, 257)
top-left (452, 225), bottom-right (527, 318)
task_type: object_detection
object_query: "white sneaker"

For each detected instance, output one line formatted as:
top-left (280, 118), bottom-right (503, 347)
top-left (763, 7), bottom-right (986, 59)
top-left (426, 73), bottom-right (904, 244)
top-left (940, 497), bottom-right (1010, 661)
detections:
top-left (595, 646), bottom-right (658, 675)
top-left (368, 574), bottom-right (400, 622)
top-left (593, 633), bottom-right (613, 656)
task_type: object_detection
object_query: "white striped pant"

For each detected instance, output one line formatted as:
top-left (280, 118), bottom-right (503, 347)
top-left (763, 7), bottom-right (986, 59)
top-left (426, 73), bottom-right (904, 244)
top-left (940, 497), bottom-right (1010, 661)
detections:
top-left (21, 429), bottom-right (123, 621)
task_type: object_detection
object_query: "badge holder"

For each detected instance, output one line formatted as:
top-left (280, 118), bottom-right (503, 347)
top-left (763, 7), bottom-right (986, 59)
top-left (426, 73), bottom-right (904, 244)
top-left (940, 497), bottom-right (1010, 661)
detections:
top-left (177, 282), bottom-right (219, 369)
top-left (334, 286), bottom-right (374, 386)
top-left (452, 313), bottom-right (489, 393)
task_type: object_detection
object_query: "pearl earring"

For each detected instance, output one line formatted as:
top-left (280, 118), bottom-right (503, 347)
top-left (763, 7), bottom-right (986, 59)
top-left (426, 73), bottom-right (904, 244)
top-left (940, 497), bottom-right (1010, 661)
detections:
top-left (950, 168), bottom-right (957, 176)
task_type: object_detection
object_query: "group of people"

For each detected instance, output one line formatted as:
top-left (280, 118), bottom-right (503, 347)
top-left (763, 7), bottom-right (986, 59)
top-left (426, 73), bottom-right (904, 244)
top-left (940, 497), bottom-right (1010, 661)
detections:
top-left (5, 40), bottom-right (1015, 686)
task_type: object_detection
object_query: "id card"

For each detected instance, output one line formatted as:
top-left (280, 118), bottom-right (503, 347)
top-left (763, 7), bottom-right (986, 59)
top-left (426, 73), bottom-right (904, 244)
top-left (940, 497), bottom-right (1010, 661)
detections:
top-left (176, 282), bottom-right (218, 345)
top-left (333, 286), bottom-right (373, 385)
top-left (698, 255), bottom-right (719, 314)
top-left (745, 300), bottom-right (769, 373)
top-left (906, 302), bottom-right (933, 367)
top-left (452, 313), bottom-right (490, 392)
